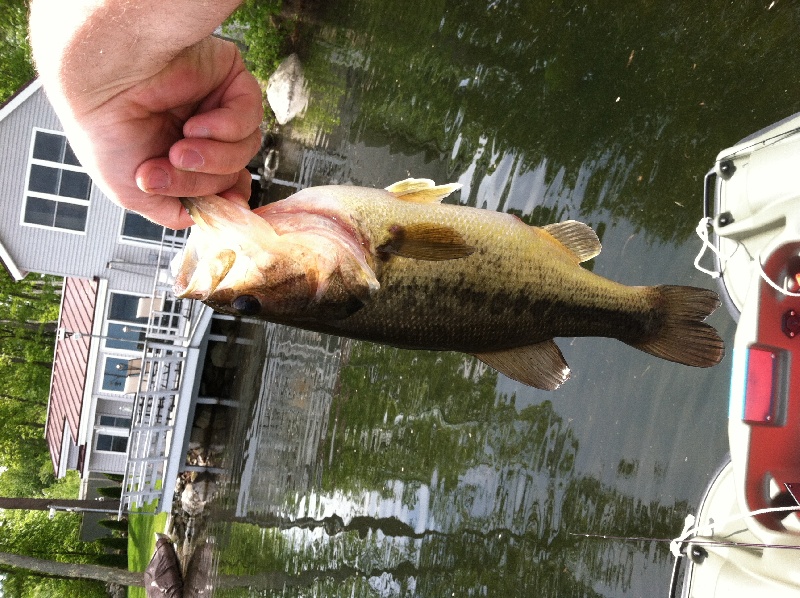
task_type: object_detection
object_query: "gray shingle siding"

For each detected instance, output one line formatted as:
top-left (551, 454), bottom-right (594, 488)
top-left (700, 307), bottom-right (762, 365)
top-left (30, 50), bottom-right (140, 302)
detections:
top-left (0, 83), bottom-right (165, 295)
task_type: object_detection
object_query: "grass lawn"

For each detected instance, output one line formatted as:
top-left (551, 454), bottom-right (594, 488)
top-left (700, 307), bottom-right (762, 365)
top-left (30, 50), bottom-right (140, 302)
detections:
top-left (127, 502), bottom-right (169, 598)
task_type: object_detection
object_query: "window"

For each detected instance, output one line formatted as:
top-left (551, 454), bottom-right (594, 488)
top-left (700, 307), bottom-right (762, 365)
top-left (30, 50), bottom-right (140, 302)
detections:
top-left (99, 415), bottom-right (132, 428)
top-left (120, 210), bottom-right (187, 244)
top-left (95, 415), bottom-right (130, 453)
top-left (105, 292), bottom-right (149, 352)
top-left (121, 210), bottom-right (163, 242)
top-left (101, 357), bottom-right (138, 392)
top-left (96, 433), bottom-right (128, 453)
top-left (22, 130), bottom-right (91, 232)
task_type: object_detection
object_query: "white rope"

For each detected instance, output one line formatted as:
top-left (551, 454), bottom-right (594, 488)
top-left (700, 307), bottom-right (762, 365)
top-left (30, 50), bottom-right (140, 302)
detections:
top-left (694, 216), bottom-right (800, 297)
top-left (693, 217), bottom-right (724, 279)
top-left (670, 505), bottom-right (800, 557)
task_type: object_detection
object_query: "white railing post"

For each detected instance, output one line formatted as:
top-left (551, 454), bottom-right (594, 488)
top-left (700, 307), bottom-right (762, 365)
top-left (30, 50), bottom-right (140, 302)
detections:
top-left (119, 227), bottom-right (206, 515)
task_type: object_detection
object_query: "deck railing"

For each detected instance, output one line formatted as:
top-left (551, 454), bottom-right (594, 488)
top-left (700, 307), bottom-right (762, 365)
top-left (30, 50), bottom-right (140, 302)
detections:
top-left (119, 229), bottom-right (208, 513)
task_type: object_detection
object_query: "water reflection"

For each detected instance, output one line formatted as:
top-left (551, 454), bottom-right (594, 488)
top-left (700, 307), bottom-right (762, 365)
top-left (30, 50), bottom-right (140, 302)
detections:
top-left (198, 0), bottom-right (800, 595)
top-left (209, 328), bottom-right (698, 596)
top-left (314, 0), bottom-right (800, 241)
top-left (224, 325), bottom-right (345, 518)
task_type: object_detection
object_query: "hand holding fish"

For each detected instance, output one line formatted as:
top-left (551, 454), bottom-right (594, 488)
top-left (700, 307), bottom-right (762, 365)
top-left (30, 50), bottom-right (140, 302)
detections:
top-left (29, 0), bottom-right (261, 228)
top-left (174, 179), bottom-right (725, 389)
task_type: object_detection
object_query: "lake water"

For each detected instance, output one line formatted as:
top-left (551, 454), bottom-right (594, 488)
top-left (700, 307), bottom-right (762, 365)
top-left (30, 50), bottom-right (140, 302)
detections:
top-left (198, 1), bottom-right (800, 595)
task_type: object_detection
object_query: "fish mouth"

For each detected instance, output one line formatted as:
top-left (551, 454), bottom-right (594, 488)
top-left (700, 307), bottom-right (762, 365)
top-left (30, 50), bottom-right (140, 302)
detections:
top-left (172, 245), bottom-right (237, 301)
top-left (180, 196), bottom-right (276, 238)
top-left (173, 194), bottom-right (380, 314)
top-left (180, 197), bottom-right (202, 225)
top-left (173, 196), bottom-right (277, 301)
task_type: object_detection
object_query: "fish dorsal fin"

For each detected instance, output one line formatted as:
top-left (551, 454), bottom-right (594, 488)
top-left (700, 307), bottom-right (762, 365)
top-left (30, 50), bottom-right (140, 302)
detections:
top-left (380, 223), bottom-right (475, 261)
top-left (473, 340), bottom-right (570, 390)
top-left (385, 178), bottom-right (462, 203)
top-left (543, 220), bottom-right (602, 263)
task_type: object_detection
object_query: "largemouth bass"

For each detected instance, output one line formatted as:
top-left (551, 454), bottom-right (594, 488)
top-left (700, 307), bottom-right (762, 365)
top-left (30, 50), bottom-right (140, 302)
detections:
top-left (174, 179), bottom-right (723, 390)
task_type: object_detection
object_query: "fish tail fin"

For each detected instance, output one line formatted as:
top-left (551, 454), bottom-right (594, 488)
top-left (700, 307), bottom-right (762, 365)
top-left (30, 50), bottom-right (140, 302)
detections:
top-left (628, 285), bottom-right (724, 367)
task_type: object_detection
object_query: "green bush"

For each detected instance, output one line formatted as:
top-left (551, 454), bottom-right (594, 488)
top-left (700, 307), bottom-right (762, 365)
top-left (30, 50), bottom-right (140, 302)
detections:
top-left (94, 552), bottom-right (130, 568)
top-left (224, 0), bottom-right (285, 84)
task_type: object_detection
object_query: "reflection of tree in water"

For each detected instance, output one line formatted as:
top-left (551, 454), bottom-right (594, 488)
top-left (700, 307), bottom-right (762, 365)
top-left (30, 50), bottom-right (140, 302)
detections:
top-left (215, 342), bottom-right (684, 596)
top-left (309, 0), bottom-right (800, 243)
top-left (207, 1), bottom-right (772, 590)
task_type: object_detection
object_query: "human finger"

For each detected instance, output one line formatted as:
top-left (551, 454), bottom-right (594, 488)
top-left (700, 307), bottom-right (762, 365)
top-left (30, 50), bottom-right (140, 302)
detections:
top-left (217, 168), bottom-right (255, 205)
top-left (128, 168), bottom-right (252, 229)
top-left (136, 157), bottom-right (244, 198)
top-left (184, 68), bottom-right (264, 143)
top-left (118, 194), bottom-right (195, 230)
top-left (168, 128), bottom-right (262, 175)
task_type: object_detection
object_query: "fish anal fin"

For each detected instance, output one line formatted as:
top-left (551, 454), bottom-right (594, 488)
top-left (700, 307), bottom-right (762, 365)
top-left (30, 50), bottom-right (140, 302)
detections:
top-left (543, 220), bottom-right (601, 263)
top-left (380, 223), bottom-right (475, 261)
top-left (385, 178), bottom-right (462, 203)
top-left (474, 340), bottom-right (571, 390)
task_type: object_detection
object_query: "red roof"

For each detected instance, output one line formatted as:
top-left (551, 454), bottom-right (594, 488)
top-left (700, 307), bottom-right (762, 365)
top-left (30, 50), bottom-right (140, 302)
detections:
top-left (46, 277), bottom-right (99, 474)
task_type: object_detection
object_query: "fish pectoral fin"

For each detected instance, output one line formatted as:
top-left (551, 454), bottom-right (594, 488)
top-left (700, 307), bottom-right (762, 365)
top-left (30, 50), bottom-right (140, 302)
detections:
top-left (473, 340), bottom-right (571, 390)
top-left (385, 178), bottom-right (462, 203)
top-left (543, 221), bottom-right (601, 263)
top-left (380, 223), bottom-right (475, 261)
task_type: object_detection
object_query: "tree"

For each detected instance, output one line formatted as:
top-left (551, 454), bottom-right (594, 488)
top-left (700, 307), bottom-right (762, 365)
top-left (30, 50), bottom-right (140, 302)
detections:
top-left (224, 0), bottom-right (284, 85)
top-left (0, 508), bottom-right (112, 597)
top-left (0, 551), bottom-right (144, 587)
top-left (0, 496), bottom-right (120, 512)
top-left (0, 547), bottom-right (360, 592)
top-left (0, 0), bottom-right (35, 103)
top-left (0, 271), bottom-right (63, 494)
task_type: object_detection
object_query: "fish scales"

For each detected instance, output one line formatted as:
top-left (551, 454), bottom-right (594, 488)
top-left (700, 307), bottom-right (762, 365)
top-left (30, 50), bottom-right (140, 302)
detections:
top-left (174, 179), bottom-right (724, 389)
top-left (306, 188), bottom-right (658, 350)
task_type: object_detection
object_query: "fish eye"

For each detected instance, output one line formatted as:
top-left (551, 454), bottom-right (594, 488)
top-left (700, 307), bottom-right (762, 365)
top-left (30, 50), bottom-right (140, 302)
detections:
top-left (231, 295), bottom-right (262, 316)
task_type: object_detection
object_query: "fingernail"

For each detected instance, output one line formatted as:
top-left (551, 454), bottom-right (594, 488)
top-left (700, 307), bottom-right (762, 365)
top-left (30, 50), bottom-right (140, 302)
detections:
top-left (179, 149), bottom-right (204, 170)
top-left (142, 167), bottom-right (169, 191)
top-left (189, 126), bottom-right (211, 138)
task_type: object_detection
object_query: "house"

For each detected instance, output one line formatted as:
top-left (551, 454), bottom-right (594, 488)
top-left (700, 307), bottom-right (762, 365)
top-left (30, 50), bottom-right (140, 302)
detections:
top-left (0, 79), bottom-right (219, 514)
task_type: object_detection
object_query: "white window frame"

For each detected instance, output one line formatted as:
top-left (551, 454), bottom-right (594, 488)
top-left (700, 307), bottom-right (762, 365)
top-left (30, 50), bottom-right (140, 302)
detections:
top-left (21, 128), bottom-right (92, 234)
top-left (118, 209), bottom-right (188, 247)
top-left (118, 209), bottom-right (165, 246)
top-left (103, 291), bottom-right (149, 352)
top-left (94, 412), bottom-right (131, 453)
top-left (97, 414), bottom-right (132, 429)
top-left (99, 354), bottom-right (140, 395)
top-left (94, 430), bottom-right (129, 454)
